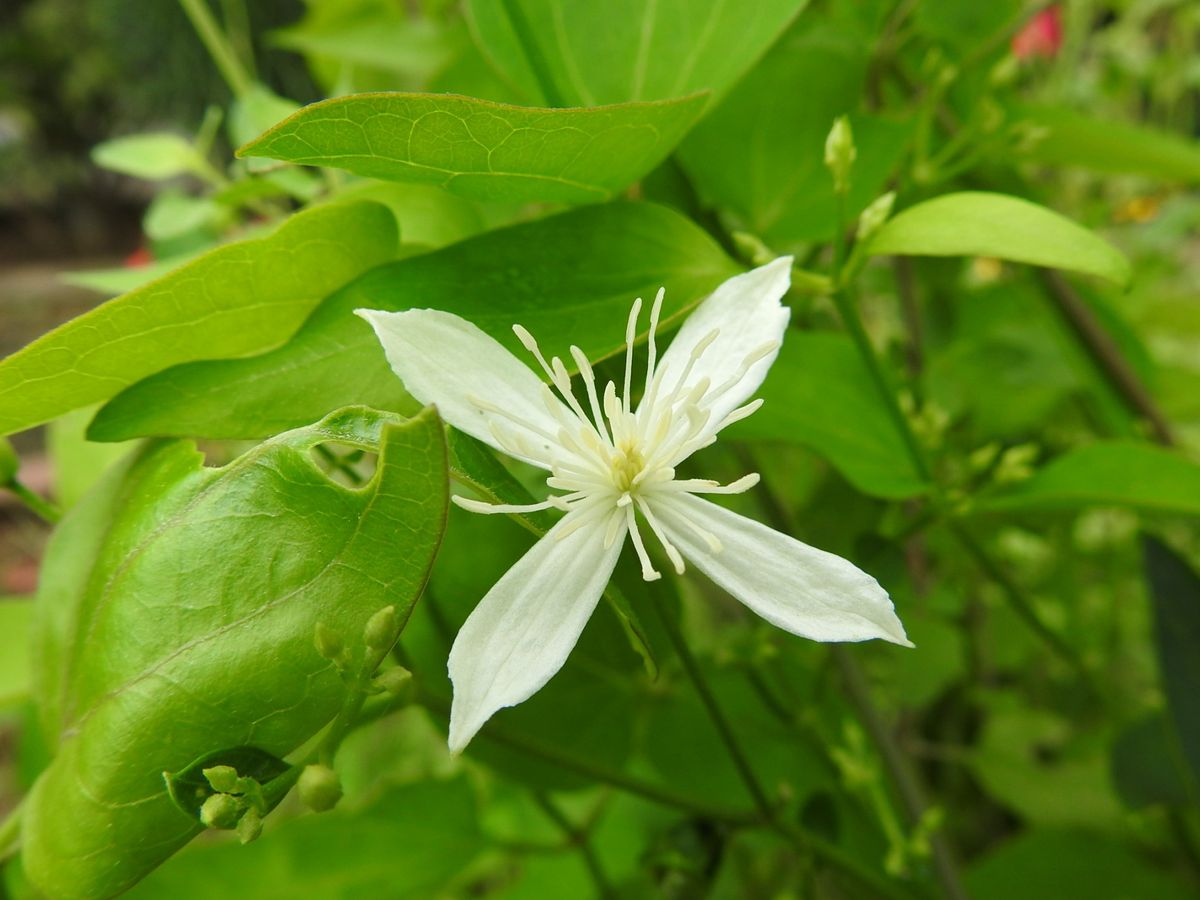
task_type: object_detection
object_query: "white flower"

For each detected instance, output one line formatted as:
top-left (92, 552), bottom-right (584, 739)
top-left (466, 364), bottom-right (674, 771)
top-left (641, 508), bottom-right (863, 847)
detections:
top-left (357, 257), bottom-right (910, 753)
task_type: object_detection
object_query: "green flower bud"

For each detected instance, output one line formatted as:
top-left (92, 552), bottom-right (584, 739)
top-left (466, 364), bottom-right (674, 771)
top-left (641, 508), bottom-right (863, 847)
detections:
top-left (297, 764), bottom-right (342, 812)
top-left (373, 665), bottom-right (413, 696)
top-left (856, 192), bottom-right (896, 242)
top-left (203, 765), bottom-right (241, 794)
top-left (314, 622), bottom-right (345, 662)
top-left (0, 438), bottom-right (17, 484)
top-left (363, 605), bottom-right (399, 652)
top-left (199, 793), bottom-right (241, 830)
top-left (237, 807), bottom-right (263, 844)
top-left (824, 116), bottom-right (856, 194)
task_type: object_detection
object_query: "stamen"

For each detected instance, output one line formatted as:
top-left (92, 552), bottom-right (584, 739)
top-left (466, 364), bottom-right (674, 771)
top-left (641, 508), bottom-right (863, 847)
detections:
top-left (644, 287), bottom-right (664, 397)
top-left (570, 345), bottom-right (612, 445)
top-left (636, 498), bottom-right (686, 574)
top-left (623, 297), bottom-right (642, 413)
top-left (452, 495), bottom-right (569, 515)
top-left (663, 473), bottom-right (760, 494)
top-left (654, 496), bottom-right (723, 553)
top-left (702, 340), bottom-right (780, 408)
top-left (714, 398), bottom-right (764, 432)
top-left (626, 505), bottom-right (661, 581)
top-left (468, 392), bottom-right (559, 444)
top-left (553, 500), bottom-right (612, 541)
top-left (512, 324), bottom-right (556, 382)
top-left (550, 356), bottom-right (592, 427)
top-left (603, 509), bottom-right (624, 548)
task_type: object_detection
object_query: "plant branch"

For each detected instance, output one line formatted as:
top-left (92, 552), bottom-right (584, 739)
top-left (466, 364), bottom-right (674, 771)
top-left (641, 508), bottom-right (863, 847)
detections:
top-left (0, 800), bottom-right (23, 863)
top-left (1038, 270), bottom-right (1174, 446)
top-left (532, 792), bottom-right (613, 898)
top-left (178, 0), bottom-right (253, 96)
top-left (6, 479), bottom-right (61, 524)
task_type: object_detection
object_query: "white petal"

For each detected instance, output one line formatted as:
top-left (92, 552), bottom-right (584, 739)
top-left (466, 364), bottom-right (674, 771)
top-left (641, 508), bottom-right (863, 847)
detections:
top-left (446, 508), bottom-right (628, 753)
top-left (652, 257), bottom-right (792, 427)
top-left (357, 308), bottom-right (570, 469)
top-left (652, 493), bottom-right (911, 646)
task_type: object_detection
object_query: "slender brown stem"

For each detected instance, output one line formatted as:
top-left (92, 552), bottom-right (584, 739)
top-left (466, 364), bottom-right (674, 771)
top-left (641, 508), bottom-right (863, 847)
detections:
top-left (834, 648), bottom-right (970, 900)
top-left (1038, 270), bottom-right (1174, 446)
top-left (532, 792), bottom-right (613, 898)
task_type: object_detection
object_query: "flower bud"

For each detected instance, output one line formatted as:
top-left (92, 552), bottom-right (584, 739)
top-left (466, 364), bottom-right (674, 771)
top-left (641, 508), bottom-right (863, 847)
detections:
top-left (856, 192), bottom-right (896, 242)
top-left (363, 605), bottom-right (399, 652)
top-left (374, 665), bottom-right (413, 696)
top-left (237, 807), bottom-right (263, 844)
top-left (0, 438), bottom-right (17, 484)
top-left (203, 765), bottom-right (240, 794)
top-left (199, 793), bottom-right (241, 830)
top-left (824, 116), bottom-right (856, 194)
top-left (297, 764), bottom-right (342, 812)
top-left (314, 622), bottom-right (345, 662)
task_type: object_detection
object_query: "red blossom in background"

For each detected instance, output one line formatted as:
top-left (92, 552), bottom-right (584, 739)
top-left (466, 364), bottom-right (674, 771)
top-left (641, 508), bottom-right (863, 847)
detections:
top-left (123, 245), bottom-right (153, 268)
top-left (1012, 5), bottom-right (1063, 60)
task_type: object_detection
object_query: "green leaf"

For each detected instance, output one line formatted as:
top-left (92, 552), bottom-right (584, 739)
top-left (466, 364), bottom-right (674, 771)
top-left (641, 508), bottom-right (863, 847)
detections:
top-left (1145, 537), bottom-right (1200, 795)
top-left (0, 202), bottom-right (398, 437)
top-left (236, 92), bottom-right (709, 204)
top-left (726, 332), bottom-right (930, 499)
top-left (126, 777), bottom-right (484, 899)
top-left (61, 252), bottom-right (204, 297)
top-left (22, 406), bottom-right (448, 899)
top-left (1018, 106), bottom-right (1200, 183)
top-left (966, 830), bottom-right (1193, 900)
top-left (466, 0), bottom-right (807, 106)
top-left (89, 201), bottom-right (738, 442)
top-left (973, 442), bottom-right (1200, 516)
top-left (1111, 714), bottom-right (1195, 810)
top-left (91, 133), bottom-right (205, 180)
top-left (678, 25), bottom-right (910, 243)
top-left (46, 407), bottom-right (135, 509)
top-left (0, 599), bottom-right (33, 709)
top-left (866, 192), bottom-right (1131, 287)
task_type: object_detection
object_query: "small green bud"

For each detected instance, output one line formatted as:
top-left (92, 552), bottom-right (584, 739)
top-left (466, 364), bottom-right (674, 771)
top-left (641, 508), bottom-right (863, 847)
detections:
top-left (856, 191), bottom-right (896, 242)
top-left (203, 765), bottom-right (240, 794)
top-left (199, 793), bottom-right (241, 830)
top-left (996, 444), bottom-right (1039, 483)
top-left (824, 116), bottom-right (856, 194)
top-left (731, 231), bottom-right (775, 267)
top-left (373, 665), bottom-right (413, 696)
top-left (297, 764), bottom-right (342, 812)
top-left (0, 438), bottom-right (17, 484)
top-left (363, 605), bottom-right (399, 652)
top-left (237, 807), bottom-right (263, 844)
top-left (314, 622), bottom-right (345, 662)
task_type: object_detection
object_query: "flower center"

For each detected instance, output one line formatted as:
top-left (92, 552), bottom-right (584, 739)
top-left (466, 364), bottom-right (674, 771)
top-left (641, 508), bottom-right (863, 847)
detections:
top-left (611, 440), bottom-right (645, 493)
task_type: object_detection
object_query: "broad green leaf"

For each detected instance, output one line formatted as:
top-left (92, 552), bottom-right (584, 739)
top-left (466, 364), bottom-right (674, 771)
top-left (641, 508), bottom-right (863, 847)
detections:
top-left (237, 92), bottom-right (709, 204)
top-left (678, 25), bottom-right (910, 243)
top-left (1111, 714), bottom-right (1195, 810)
top-left (61, 253), bottom-right (203, 297)
top-left (0, 202), bottom-right (398, 437)
top-left (0, 599), bottom-right (32, 709)
top-left (272, 12), bottom-right (465, 78)
top-left (229, 84), bottom-right (301, 151)
top-left (466, 0), bottom-right (807, 106)
top-left (1145, 537), bottom-right (1200, 794)
top-left (1018, 106), bottom-right (1200, 183)
top-left (973, 442), bottom-right (1200, 516)
top-left (22, 406), bottom-right (448, 899)
top-left (90, 201), bottom-right (738, 442)
top-left (91, 133), bottom-right (205, 180)
top-left (126, 778), bottom-right (484, 899)
top-left (726, 332), bottom-right (930, 499)
top-left (966, 830), bottom-right (1193, 900)
top-left (866, 192), bottom-right (1131, 287)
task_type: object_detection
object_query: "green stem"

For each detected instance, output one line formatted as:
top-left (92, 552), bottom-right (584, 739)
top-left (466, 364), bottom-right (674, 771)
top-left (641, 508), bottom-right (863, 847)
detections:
top-left (950, 523), bottom-right (1097, 693)
top-left (649, 591), bottom-right (780, 826)
top-left (178, 0), bottom-right (253, 96)
top-left (0, 800), bottom-right (24, 863)
top-left (6, 479), bottom-right (61, 524)
top-left (532, 792), bottom-right (613, 898)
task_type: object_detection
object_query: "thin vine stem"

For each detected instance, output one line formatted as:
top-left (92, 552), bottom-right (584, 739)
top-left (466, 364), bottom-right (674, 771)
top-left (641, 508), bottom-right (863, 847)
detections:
top-left (6, 479), bottom-right (61, 524)
top-left (0, 800), bottom-right (23, 863)
top-left (531, 792), bottom-right (613, 898)
top-left (178, 0), bottom-right (253, 96)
